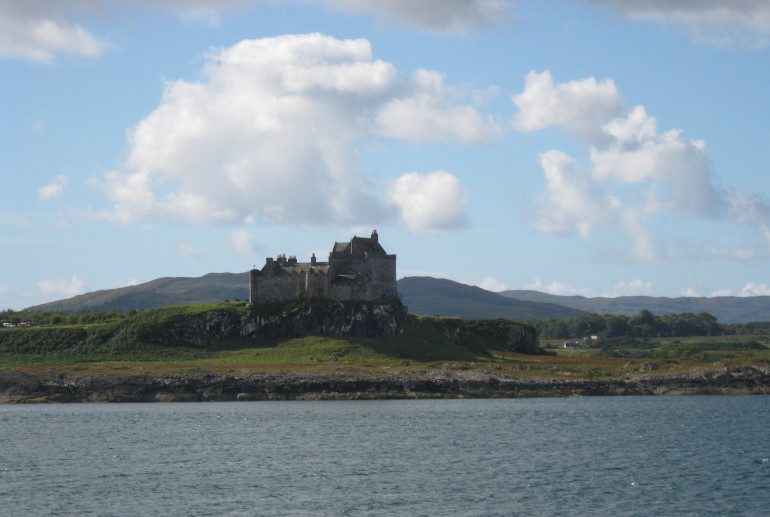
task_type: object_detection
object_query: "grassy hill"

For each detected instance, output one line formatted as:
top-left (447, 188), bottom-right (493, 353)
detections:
top-left (1, 300), bottom-right (538, 366)
top-left (27, 274), bottom-right (584, 321)
top-left (25, 273), bottom-right (770, 324)
top-left (501, 290), bottom-right (770, 324)
top-left (398, 277), bottom-right (585, 320)
top-left (28, 273), bottom-right (250, 313)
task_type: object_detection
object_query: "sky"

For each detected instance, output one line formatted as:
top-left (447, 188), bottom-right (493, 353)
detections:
top-left (1, 0), bottom-right (770, 310)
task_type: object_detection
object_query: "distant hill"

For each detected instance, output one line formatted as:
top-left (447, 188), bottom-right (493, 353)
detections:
top-left (396, 277), bottom-right (585, 321)
top-left (29, 273), bottom-right (251, 313)
top-left (26, 273), bottom-right (769, 324)
top-left (28, 273), bottom-right (584, 321)
top-left (500, 290), bottom-right (770, 324)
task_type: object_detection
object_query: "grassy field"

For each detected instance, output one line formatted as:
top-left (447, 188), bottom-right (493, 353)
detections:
top-left (4, 334), bottom-right (768, 383)
top-left (2, 301), bottom-right (768, 382)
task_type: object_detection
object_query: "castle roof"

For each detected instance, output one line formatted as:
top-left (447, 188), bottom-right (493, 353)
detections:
top-left (263, 261), bottom-right (330, 275)
top-left (332, 235), bottom-right (386, 255)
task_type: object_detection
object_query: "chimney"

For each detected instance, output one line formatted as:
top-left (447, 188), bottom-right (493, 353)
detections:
top-left (371, 229), bottom-right (378, 243)
top-left (311, 253), bottom-right (317, 265)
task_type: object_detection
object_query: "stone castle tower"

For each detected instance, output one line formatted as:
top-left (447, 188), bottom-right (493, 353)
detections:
top-left (249, 230), bottom-right (397, 303)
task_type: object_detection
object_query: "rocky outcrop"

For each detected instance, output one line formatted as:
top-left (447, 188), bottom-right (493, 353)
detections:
top-left (152, 301), bottom-right (402, 348)
top-left (2, 366), bottom-right (768, 403)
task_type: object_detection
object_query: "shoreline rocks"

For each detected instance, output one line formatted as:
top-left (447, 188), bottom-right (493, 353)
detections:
top-left (1, 366), bottom-right (768, 403)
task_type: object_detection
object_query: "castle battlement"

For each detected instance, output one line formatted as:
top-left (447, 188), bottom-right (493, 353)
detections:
top-left (249, 230), bottom-right (397, 303)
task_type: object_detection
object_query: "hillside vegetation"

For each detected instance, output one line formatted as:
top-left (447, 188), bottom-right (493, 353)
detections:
top-left (0, 299), bottom-right (538, 367)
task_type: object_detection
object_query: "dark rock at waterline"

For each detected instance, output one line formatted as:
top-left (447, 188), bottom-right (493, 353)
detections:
top-left (2, 366), bottom-right (768, 403)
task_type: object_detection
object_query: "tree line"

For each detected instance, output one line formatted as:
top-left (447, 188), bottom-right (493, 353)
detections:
top-left (3, 306), bottom-right (770, 338)
top-left (1, 308), bottom-right (130, 327)
top-left (526, 309), bottom-right (770, 340)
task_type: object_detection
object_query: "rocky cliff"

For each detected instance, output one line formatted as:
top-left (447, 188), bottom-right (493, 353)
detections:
top-left (130, 300), bottom-right (539, 355)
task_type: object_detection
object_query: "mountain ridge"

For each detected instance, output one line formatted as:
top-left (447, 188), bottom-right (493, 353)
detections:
top-left (24, 273), bottom-right (770, 323)
top-left (500, 289), bottom-right (770, 323)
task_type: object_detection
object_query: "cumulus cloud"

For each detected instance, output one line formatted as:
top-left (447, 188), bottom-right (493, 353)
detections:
top-left (39, 175), bottom-right (69, 200)
top-left (515, 70), bottom-right (767, 264)
top-left (589, 0), bottom-right (770, 48)
top-left (0, 1), bottom-right (105, 62)
top-left (387, 170), bottom-right (468, 233)
top-left (532, 150), bottom-right (618, 238)
top-left (0, 0), bottom-right (511, 62)
top-left (513, 70), bottom-right (623, 144)
top-left (325, 0), bottom-right (509, 33)
top-left (480, 277), bottom-right (506, 292)
top-left (678, 275), bottom-right (709, 297)
top-left (375, 69), bottom-right (500, 143)
top-left (176, 242), bottom-right (202, 258)
top-left (37, 275), bottom-right (86, 298)
top-left (613, 279), bottom-right (655, 296)
top-left (727, 191), bottom-right (770, 241)
top-left (94, 34), bottom-right (485, 232)
top-left (523, 277), bottom-right (595, 297)
top-left (229, 229), bottom-right (260, 255)
top-left (739, 282), bottom-right (770, 296)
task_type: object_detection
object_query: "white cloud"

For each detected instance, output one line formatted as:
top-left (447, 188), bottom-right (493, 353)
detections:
top-left (39, 175), bottom-right (69, 200)
top-left (512, 70), bottom-right (623, 144)
top-left (592, 106), bottom-right (722, 218)
top-left (325, 0), bottom-right (509, 33)
top-left (532, 150), bottom-right (619, 238)
top-left (590, 0), bottom-right (770, 48)
top-left (515, 70), bottom-right (767, 264)
top-left (523, 277), bottom-right (595, 297)
top-left (711, 283), bottom-right (770, 297)
top-left (480, 277), bottom-right (506, 292)
top-left (727, 191), bottom-right (770, 241)
top-left (37, 275), bottom-right (86, 299)
top-left (0, 0), bottom-right (508, 63)
top-left (375, 69), bottom-right (501, 143)
top-left (95, 34), bottom-right (481, 231)
top-left (229, 229), bottom-right (260, 255)
top-left (613, 279), bottom-right (655, 296)
top-left (0, 2), bottom-right (106, 62)
top-left (176, 242), bottom-right (202, 258)
top-left (678, 275), bottom-right (708, 297)
top-left (739, 282), bottom-right (770, 296)
top-left (387, 170), bottom-right (468, 233)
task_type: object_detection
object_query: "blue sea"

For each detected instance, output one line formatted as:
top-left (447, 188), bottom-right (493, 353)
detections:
top-left (1, 396), bottom-right (768, 516)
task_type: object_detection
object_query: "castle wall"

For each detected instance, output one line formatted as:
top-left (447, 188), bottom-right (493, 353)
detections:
top-left (366, 254), bottom-right (397, 299)
top-left (250, 270), bottom-right (306, 303)
top-left (304, 269), bottom-right (330, 301)
top-left (249, 232), bottom-right (397, 304)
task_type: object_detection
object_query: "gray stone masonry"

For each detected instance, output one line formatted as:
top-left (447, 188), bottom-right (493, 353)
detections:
top-left (249, 230), bottom-right (397, 303)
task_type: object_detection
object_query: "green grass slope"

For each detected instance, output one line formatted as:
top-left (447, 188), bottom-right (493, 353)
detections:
top-left (1, 301), bottom-right (535, 367)
top-left (27, 273), bottom-right (250, 313)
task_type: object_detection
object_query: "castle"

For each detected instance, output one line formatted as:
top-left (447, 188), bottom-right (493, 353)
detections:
top-left (249, 230), bottom-right (397, 303)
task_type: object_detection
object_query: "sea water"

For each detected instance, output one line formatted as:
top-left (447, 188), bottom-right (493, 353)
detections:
top-left (1, 396), bottom-right (768, 516)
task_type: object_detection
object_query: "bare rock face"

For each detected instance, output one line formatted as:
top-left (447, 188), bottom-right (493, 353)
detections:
top-left (153, 301), bottom-right (401, 347)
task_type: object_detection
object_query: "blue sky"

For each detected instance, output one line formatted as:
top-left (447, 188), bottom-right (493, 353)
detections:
top-left (2, 0), bottom-right (769, 310)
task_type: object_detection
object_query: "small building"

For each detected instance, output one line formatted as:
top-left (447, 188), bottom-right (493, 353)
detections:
top-left (249, 230), bottom-right (397, 303)
top-left (563, 341), bottom-right (580, 349)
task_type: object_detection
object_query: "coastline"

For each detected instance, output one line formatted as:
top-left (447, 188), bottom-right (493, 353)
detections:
top-left (2, 366), bottom-right (768, 403)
